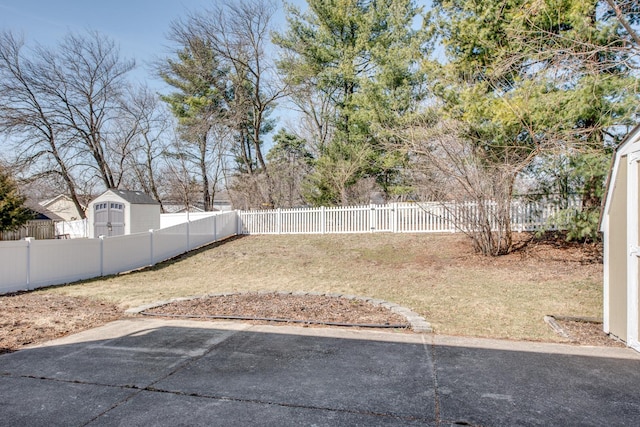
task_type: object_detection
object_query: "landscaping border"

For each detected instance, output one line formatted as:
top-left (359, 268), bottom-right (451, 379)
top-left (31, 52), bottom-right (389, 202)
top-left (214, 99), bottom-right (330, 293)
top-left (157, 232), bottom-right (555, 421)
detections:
top-left (125, 291), bottom-right (433, 333)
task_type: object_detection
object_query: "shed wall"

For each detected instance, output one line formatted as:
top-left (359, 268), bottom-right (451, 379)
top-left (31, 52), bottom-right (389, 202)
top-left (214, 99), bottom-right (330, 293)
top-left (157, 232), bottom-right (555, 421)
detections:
top-left (608, 157), bottom-right (628, 340)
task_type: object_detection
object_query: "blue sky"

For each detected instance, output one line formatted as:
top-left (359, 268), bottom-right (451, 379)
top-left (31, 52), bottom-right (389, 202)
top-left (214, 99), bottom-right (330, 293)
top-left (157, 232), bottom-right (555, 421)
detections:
top-left (0, 0), bottom-right (305, 86)
top-left (0, 0), bottom-right (432, 138)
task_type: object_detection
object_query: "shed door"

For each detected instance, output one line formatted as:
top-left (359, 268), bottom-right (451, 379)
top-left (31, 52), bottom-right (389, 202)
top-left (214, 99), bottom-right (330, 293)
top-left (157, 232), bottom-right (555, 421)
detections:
top-left (93, 202), bottom-right (125, 237)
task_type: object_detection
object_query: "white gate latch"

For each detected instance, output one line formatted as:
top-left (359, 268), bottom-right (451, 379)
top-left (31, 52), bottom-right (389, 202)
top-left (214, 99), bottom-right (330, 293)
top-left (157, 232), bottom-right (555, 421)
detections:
top-left (630, 245), bottom-right (640, 256)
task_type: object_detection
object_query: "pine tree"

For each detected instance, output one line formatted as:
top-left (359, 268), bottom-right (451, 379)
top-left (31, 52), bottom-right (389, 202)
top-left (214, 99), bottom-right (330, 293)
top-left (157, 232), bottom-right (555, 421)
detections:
top-left (274, 0), bottom-right (429, 205)
top-left (0, 167), bottom-right (32, 233)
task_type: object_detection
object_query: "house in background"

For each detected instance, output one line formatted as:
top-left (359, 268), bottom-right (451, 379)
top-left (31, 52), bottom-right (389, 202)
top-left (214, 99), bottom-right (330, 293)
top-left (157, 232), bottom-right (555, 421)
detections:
top-left (39, 194), bottom-right (85, 221)
top-left (0, 202), bottom-right (64, 240)
top-left (87, 189), bottom-right (160, 238)
top-left (600, 123), bottom-right (640, 352)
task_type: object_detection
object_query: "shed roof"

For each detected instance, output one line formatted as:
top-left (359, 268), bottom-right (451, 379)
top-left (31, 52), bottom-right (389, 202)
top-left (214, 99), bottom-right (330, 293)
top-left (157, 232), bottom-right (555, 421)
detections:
top-left (600, 123), bottom-right (640, 231)
top-left (105, 189), bottom-right (159, 205)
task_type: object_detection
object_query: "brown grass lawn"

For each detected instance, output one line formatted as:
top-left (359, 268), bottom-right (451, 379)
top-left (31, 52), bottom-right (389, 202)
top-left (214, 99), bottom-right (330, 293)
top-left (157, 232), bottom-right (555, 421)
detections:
top-left (40, 233), bottom-right (603, 343)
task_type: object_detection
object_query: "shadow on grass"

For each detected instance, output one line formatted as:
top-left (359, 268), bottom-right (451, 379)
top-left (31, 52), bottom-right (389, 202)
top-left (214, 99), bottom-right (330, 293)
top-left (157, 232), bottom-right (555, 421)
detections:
top-left (39, 234), bottom-right (248, 290)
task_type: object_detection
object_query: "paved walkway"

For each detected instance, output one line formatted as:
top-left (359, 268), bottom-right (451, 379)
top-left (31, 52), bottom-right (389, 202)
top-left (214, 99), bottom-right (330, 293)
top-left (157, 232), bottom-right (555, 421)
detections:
top-left (1, 319), bottom-right (639, 426)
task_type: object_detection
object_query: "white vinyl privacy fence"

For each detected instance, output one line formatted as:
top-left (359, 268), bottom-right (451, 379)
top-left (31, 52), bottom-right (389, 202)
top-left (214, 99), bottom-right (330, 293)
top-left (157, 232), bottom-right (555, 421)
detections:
top-left (238, 200), bottom-right (580, 235)
top-left (1, 200), bottom-right (579, 295)
top-left (0, 211), bottom-right (238, 294)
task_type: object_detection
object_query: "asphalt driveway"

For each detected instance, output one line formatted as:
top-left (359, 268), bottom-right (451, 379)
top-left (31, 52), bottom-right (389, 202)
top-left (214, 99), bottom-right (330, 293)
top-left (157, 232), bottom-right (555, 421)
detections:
top-left (1, 318), bottom-right (639, 426)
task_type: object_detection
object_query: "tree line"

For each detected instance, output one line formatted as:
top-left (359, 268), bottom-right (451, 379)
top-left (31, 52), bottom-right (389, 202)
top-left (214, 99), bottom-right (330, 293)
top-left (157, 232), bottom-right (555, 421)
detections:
top-left (0, 0), bottom-right (638, 254)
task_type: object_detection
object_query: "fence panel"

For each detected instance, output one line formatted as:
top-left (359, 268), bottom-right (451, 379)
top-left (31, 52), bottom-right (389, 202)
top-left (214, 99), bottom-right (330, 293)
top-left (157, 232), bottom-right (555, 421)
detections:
top-left (216, 211), bottom-right (238, 239)
top-left (1, 200), bottom-right (584, 295)
top-left (393, 202), bottom-right (453, 233)
top-left (325, 205), bottom-right (370, 233)
top-left (1, 220), bottom-right (56, 241)
top-left (102, 233), bottom-right (152, 276)
top-left (189, 215), bottom-right (217, 249)
top-left (160, 212), bottom-right (219, 229)
top-left (281, 208), bottom-right (322, 234)
top-left (153, 223), bottom-right (188, 263)
top-left (372, 205), bottom-right (392, 232)
top-left (0, 240), bottom-right (29, 293)
top-left (28, 239), bottom-right (102, 289)
top-left (240, 210), bottom-right (277, 234)
top-left (56, 219), bottom-right (88, 238)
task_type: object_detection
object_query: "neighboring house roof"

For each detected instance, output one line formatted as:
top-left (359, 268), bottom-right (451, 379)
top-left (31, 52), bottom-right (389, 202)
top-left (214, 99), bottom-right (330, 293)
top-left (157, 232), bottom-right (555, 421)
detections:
top-left (100, 189), bottom-right (160, 205)
top-left (38, 194), bottom-right (86, 220)
top-left (40, 194), bottom-right (71, 208)
top-left (24, 201), bottom-right (65, 221)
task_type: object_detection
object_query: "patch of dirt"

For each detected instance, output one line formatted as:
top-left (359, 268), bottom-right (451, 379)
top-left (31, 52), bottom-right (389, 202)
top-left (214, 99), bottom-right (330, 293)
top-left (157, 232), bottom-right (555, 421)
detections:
top-left (554, 318), bottom-right (626, 348)
top-left (1, 290), bottom-right (626, 352)
top-left (0, 292), bottom-right (121, 354)
top-left (142, 293), bottom-right (411, 329)
top-left (457, 233), bottom-right (603, 266)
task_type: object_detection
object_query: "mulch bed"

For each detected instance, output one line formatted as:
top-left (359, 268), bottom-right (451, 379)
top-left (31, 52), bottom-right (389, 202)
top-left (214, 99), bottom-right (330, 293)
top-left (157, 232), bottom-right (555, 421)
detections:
top-left (0, 292), bottom-right (121, 354)
top-left (553, 317), bottom-right (626, 348)
top-left (142, 293), bottom-right (411, 329)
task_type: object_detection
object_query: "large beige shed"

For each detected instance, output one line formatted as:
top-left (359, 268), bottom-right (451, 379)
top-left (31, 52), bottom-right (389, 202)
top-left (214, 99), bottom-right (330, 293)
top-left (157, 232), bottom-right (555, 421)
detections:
top-left (600, 124), bottom-right (640, 352)
top-left (87, 189), bottom-right (160, 238)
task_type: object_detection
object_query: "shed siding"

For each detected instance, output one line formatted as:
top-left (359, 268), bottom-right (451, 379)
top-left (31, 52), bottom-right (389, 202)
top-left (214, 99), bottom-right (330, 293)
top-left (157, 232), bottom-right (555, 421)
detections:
top-left (609, 157), bottom-right (628, 341)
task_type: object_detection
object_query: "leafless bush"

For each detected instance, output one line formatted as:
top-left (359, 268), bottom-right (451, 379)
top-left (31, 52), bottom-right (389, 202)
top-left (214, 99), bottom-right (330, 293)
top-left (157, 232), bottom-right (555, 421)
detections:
top-left (392, 118), bottom-right (528, 255)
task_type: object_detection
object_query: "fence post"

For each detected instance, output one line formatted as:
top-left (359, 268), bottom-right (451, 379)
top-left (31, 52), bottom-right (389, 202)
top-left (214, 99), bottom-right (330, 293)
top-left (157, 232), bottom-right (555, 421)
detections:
top-left (277, 208), bottom-right (282, 234)
top-left (236, 210), bottom-right (242, 235)
top-left (149, 229), bottom-right (154, 266)
top-left (99, 235), bottom-right (105, 276)
top-left (321, 207), bottom-right (326, 234)
top-left (391, 203), bottom-right (398, 233)
top-left (185, 219), bottom-right (190, 252)
top-left (25, 237), bottom-right (33, 289)
top-left (213, 214), bottom-right (218, 242)
top-left (451, 201), bottom-right (457, 233)
top-left (369, 204), bottom-right (375, 232)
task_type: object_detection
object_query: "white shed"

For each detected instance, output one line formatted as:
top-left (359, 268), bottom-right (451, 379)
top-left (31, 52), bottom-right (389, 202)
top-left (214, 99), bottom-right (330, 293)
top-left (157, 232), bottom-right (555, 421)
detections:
top-left (600, 124), bottom-right (640, 352)
top-left (87, 189), bottom-right (160, 238)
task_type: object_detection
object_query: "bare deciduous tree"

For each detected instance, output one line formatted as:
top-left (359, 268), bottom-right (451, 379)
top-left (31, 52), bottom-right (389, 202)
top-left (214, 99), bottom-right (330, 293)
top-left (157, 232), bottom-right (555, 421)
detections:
top-left (0, 31), bottom-right (85, 217)
top-left (392, 117), bottom-right (540, 255)
top-left (175, 0), bottom-right (287, 207)
top-left (121, 85), bottom-right (171, 210)
top-left (0, 30), bottom-right (139, 215)
top-left (47, 31), bottom-right (136, 189)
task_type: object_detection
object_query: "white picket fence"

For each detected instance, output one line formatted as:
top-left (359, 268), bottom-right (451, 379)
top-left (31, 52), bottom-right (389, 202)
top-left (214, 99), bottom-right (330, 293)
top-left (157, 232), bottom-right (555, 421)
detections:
top-left (1, 200), bottom-right (580, 295)
top-left (0, 211), bottom-right (238, 294)
top-left (238, 200), bottom-right (580, 235)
